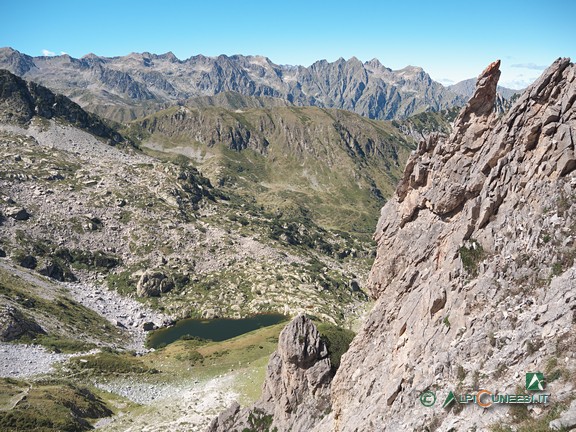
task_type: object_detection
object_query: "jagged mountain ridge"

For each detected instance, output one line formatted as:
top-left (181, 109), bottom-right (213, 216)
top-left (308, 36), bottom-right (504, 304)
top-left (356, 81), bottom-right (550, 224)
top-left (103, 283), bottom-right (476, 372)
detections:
top-left (210, 58), bottom-right (576, 431)
top-left (0, 47), bottom-right (466, 122)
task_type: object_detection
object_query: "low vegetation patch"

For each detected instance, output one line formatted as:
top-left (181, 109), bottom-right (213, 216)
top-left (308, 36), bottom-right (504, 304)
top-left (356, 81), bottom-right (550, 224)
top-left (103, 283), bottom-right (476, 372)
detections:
top-left (459, 239), bottom-right (485, 277)
top-left (0, 378), bottom-right (111, 432)
top-left (69, 351), bottom-right (156, 375)
top-left (316, 322), bottom-right (355, 371)
top-left (243, 408), bottom-right (277, 432)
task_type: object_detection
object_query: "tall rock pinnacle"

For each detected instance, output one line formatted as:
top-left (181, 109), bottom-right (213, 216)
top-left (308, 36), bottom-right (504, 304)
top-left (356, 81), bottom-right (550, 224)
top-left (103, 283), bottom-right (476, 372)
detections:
top-left (208, 315), bottom-right (332, 431)
top-left (459, 59), bottom-right (501, 119)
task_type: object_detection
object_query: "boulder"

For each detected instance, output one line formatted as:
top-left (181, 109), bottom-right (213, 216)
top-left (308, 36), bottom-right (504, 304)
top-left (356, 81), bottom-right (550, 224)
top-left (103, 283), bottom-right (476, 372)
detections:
top-left (5, 206), bottom-right (30, 220)
top-left (349, 279), bottom-right (361, 292)
top-left (15, 254), bottom-right (37, 269)
top-left (38, 259), bottom-right (76, 282)
top-left (136, 270), bottom-right (174, 297)
top-left (142, 322), bottom-right (156, 331)
top-left (0, 305), bottom-right (45, 341)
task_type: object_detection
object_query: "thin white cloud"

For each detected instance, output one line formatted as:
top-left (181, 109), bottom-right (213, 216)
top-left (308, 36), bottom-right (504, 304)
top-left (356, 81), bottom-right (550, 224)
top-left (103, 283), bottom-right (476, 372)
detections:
top-left (500, 78), bottom-right (536, 90)
top-left (42, 49), bottom-right (55, 56)
top-left (438, 78), bottom-right (455, 85)
top-left (511, 63), bottom-right (547, 70)
top-left (60, 51), bottom-right (68, 55)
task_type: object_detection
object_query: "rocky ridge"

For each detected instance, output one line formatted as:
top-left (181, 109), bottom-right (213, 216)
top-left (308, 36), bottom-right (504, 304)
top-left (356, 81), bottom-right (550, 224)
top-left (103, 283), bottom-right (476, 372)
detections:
top-left (0, 69), bottom-right (122, 143)
top-left (0, 47), bottom-right (466, 122)
top-left (131, 104), bottom-right (414, 234)
top-left (212, 58), bottom-right (576, 431)
top-left (327, 57), bottom-right (576, 431)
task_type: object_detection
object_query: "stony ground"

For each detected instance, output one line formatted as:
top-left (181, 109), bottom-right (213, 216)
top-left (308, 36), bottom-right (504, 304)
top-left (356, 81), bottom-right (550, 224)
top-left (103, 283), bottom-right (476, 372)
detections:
top-left (0, 342), bottom-right (99, 378)
top-left (0, 119), bottom-right (370, 324)
top-left (96, 374), bottom-right (239, 431)
top-left (63, 279), bottom-right (173, 351)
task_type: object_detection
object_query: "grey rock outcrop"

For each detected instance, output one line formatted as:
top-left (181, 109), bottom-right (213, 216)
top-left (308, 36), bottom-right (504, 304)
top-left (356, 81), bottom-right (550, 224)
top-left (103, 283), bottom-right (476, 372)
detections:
top-left (0, 305), bottom-right (45, 341)
top-left (208, 315), bottom-right (333, 432)
top-left (5, 206), bottom-right (30, 220)
top-left (550, 399), bottom-right (576, 430)
top-left (0, 69), bottom-right (123, 143)
top-left (38, 259), bottom-right (76, 282)
top-left (136, 270), bottom-right (174, 297)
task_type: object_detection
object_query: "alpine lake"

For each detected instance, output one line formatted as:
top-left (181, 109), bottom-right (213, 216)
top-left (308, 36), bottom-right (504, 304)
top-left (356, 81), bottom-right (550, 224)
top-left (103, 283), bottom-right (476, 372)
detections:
top-left (147, 313), bottom-right (288, 348)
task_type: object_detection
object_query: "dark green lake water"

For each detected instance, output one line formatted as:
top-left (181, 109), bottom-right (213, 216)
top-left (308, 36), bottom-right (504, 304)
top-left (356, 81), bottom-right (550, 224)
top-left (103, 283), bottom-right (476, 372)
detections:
top-left (147, 313), bottom-right (288, 348)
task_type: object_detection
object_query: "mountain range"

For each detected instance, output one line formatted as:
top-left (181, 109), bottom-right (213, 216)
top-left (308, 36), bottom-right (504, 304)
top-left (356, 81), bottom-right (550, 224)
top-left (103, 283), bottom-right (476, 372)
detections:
top-left (0, 47), bottom-right (513, 124)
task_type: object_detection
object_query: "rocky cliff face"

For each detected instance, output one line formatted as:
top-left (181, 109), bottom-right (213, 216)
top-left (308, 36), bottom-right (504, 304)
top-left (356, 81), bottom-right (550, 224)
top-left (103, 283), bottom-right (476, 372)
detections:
top-left (215, 58), bottom-right (576, 431)
top-left (208, 315), bottom-right (333, 432)
top-left (0, 48), bottom-right (465, 122)
top-left (327, 57), bottom-right (576, 431)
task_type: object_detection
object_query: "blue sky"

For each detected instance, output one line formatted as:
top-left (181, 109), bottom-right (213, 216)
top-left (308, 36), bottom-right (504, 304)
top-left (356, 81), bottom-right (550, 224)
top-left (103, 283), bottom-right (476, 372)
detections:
top-left (2, 0), bottom-right (574, 89)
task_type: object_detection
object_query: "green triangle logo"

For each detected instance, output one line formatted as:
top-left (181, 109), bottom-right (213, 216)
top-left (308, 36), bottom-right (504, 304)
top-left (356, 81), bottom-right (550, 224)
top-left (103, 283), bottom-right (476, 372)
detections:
top-left (526, 373), bottom-right (545, 391)
top-left (442, 391), bottom-right (457, 408)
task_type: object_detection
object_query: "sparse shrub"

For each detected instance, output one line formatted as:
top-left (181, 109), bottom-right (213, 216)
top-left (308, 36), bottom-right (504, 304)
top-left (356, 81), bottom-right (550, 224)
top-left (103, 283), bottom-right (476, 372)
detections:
top-left (243, 408), bottom-right (277, 432)
top-left (456, 365), bottom-right (467, 381)
top-left (70, 352), bottom-right (151, 374)
top-left (551, 262), bottom-right (563, 276)
top-left (526, 338), bottom-right (543, 355)
top-left (176, 350), bottom-right (204, 365)
top-left (316, 322), bottom-right (355, 371)
top-left (459, 240), bottom-right (485, 277)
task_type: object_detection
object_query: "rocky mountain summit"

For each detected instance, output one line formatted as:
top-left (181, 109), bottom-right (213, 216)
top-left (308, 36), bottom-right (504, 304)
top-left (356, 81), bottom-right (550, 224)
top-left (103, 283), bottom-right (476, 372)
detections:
top-left (213, 58), bottom-right (576, 430)
top-left (0, 47), bottom-right (466, 122)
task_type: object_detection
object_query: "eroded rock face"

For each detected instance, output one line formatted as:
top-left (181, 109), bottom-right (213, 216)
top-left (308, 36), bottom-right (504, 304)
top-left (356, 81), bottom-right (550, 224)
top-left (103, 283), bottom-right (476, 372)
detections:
top-left (324, 59), bottom-right (576, 431)
top-left (207, 315), bottom-right (332, 432)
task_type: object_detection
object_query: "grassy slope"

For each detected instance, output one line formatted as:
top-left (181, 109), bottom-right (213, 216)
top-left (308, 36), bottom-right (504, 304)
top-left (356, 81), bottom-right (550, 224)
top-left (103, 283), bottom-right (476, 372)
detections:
top-left (130, 105), bottom-right (415, 236)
